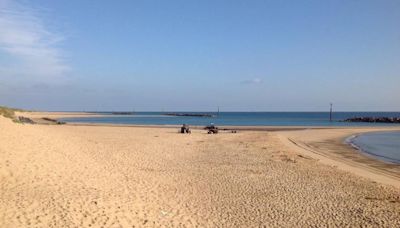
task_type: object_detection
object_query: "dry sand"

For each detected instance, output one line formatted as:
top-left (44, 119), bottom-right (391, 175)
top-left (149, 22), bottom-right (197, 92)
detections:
top-left (1, 115), bottom-right (400, 227)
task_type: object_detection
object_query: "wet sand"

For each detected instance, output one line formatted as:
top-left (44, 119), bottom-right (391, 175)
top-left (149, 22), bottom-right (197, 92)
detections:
top-left (1, 114), bottom-right (400, 227)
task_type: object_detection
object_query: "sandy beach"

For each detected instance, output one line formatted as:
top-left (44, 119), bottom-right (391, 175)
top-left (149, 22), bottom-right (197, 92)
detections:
top-left (1, 113), bottom-right (400, 227)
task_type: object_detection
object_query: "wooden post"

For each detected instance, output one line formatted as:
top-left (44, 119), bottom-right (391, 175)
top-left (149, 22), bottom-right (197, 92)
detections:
top-left (329, 103), bottom-right (333, 122)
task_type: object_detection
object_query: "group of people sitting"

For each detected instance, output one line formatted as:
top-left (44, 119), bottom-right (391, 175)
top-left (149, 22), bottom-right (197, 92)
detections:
top-left (180, 124), bottom-right (220, 134)
top-left (180, 124), bottom-right (191, 134)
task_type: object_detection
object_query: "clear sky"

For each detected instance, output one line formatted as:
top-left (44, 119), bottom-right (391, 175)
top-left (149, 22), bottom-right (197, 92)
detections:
top-left (0, 0), bottom-right (399, 111)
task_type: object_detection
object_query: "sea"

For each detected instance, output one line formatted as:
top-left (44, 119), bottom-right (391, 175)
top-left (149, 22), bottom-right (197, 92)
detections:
top-left (60, 112), bottom-right (399, 127)
top-left (60, 111), bottom-right (400, 164)
top-left (347, 131), bottom-right (400, 164)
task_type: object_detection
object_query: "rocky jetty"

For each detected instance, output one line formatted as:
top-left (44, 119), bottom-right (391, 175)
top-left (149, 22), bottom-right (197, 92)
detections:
top-left (165, 113), bottom-right (214, 117)
top-left (344, 117), bottom-right (400, 124)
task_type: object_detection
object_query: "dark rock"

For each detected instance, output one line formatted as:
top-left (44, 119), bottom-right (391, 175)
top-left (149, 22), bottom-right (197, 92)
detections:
top-left (18, 116), bottom-right (35, 124)
top-left (343, 117), bottom-right (400, 124)
top-left (42, 117), bottom-right (66, 125)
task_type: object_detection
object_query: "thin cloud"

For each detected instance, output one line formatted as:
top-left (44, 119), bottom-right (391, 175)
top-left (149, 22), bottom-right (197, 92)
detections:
top-left (241, 78), bottom-right (263, 85)
top-left (0, 0), bottom-right (69, 84)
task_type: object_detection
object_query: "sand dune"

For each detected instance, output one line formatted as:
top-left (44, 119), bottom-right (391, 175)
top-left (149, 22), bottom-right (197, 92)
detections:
top-left (1, 116), bottom-right (399, 227)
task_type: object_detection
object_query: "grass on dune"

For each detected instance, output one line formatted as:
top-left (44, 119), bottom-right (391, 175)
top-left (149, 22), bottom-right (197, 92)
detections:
top-left (0, 106), bottom-right (24, 121)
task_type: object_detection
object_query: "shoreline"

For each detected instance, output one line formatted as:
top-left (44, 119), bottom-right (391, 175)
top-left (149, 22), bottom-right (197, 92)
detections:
top-left (346, 131), bottom-right (400, 165)
top-left (21, 111), bottom-right (400, 128)
top-left (278, 128), bottom-right (400, 187)
top-left (23, 111), bottom-right (400, 129)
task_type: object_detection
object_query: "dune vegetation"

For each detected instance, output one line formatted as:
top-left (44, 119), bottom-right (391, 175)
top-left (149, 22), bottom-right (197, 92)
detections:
top-left (0, 106), bottom-right (23, 121)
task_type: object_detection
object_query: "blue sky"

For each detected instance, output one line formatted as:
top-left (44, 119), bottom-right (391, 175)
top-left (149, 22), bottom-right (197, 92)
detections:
top-left (0, 0), bottom-right (399, 111)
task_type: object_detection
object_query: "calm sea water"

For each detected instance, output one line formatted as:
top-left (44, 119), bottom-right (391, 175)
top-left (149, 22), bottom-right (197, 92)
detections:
top-left (348, 131), bottom-right (400, 164)
top-left (60, 112), bottom-right (400, 126)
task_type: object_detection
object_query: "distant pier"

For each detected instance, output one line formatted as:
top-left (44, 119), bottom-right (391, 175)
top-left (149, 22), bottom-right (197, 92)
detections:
top-left (111, 112), bottom-right (135, 115)
top-left (164, 113), bottom-right (214, 117)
